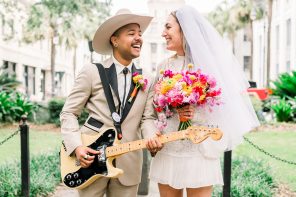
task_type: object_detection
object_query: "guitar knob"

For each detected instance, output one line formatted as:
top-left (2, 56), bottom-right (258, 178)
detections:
top-left (74, 173), bottom-right (79, 179)
top-left (69, 181), bottom-right (75, 186)
top-left (66, 174), bottom-right (72, 180)
top-left (77, 179), bottom-right (82, 185)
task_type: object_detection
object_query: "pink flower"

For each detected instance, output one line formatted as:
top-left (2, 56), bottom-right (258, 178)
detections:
top-left (163, 70), bottom-right (173, 78)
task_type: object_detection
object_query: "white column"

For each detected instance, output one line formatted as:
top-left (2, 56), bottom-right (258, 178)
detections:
top-left (35, 67), bottom-right (42, 101)
top-left (15, 63), bottom-right (26, 94)
top-left (291, 4), bottom-right (296, 71)
top-left (45, 70), bottom-right (52, 101)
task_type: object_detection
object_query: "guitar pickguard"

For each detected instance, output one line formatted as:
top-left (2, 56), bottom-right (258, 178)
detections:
top-left (63, 129), bottom-right (116, 188)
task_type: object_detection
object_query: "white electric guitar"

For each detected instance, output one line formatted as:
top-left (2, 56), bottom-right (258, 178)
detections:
top-left (60, 126), bottom-right (223, 189)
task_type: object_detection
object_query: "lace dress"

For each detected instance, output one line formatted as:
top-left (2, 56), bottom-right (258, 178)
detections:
top-left (149, 55), bottom-right (224, 189)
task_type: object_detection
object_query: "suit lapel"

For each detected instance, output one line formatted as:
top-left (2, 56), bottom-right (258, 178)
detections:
top-left (105, 63), bottom-right (120, 102)
top-left (121, 64), bottom-right (142, 123)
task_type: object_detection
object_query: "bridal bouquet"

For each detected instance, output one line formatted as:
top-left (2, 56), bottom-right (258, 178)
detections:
top-left (154, 65), bottom-right (222, 131)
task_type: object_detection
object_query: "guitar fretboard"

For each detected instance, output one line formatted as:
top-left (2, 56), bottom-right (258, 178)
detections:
top-left (105, 131), bottom-right (186, 157)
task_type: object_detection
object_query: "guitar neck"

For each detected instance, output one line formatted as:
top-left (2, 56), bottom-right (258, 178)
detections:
top-left (105, 131), bottom-right (186, 157)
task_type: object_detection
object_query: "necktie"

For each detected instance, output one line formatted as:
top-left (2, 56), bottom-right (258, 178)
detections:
top-left (121, 67), bottom-right (129, 115)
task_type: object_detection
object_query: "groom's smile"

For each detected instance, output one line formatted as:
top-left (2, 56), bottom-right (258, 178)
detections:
top-left (111, 23), bottom-right (143, 61)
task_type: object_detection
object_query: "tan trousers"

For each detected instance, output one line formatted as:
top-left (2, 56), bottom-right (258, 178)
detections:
top-left (78, 177), bottom-right (139, 197)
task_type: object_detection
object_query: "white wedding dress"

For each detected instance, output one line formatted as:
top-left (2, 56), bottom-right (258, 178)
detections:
top-left (149, 55), bottom-right (224, 189)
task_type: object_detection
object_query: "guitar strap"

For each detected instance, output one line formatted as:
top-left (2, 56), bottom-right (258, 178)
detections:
top-left (95, 63), bottom-right (123, 140)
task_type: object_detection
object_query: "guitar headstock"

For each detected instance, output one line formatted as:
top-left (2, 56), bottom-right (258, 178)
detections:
top-left (185, 125), bottom-right (223, 144)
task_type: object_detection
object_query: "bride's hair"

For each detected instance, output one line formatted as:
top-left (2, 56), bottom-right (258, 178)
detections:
top-left (169, 10), bottom-right (187, 59)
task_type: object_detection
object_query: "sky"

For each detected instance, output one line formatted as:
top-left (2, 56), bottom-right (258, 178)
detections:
top-left (111, 0), bottom-right (226, 15)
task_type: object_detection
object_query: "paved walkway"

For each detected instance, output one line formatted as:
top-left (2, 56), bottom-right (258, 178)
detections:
top-left (50, 181), bottom-right (160, 197)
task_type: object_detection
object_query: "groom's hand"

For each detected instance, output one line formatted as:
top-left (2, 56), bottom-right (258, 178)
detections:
top-left (146, 131), bottom-right (163, 156)
top-left (75, 146), bottom-right (100, 168)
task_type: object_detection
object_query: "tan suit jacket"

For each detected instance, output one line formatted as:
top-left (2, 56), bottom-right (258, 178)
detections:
top-left (60, 57), bottom-right (156, 186)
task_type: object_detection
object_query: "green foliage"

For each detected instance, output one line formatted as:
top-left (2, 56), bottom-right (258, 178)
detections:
top-left (0, 69), bottom-right (21, 92)
top-left (24, 0), bottom-right (112, 43)
top-left (272, 71), bottom-right (296, 98)
top-left (208, 0), bottom-right (264, 36)
top-left (213, 157), bottom-right (274, 197)
top-left (32, 104), bottom-right (50, 124)
top-left (0, 91), bottom-right (38, 123)
top-left (48, 98), bottom-right (65, 125)
top-left (0, 151), bottom-right (60, 197)
top-left (48, 98), bottom-right (88, 126)
top-left (11, 92), bottom-right (38, 121)
top-left (271, 98), bottom-right (294, 122)
top-left (0, 91), bottom-right (14, 122)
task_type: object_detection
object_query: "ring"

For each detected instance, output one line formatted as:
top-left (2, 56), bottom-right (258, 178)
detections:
top-left (83, 154), bottom-right (89, 160)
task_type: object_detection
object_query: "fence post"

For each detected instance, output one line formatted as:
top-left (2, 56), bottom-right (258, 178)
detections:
top-left (138, 149), bottom-right (150, 195)
top-left (223, 150), bottom-right (232, 197)
top-left (20, 115), bottom-right (30, 197)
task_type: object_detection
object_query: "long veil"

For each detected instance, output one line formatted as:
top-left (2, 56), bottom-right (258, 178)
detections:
top-left (176, 6), bottom-right (260, 152)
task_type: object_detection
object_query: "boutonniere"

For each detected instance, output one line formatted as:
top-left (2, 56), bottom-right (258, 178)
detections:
top-left (128, 72), bottom-right (148, 103)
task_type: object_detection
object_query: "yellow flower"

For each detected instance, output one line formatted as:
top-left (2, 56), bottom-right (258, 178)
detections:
top-left (188, 63), bottom-right (194, 69)
top-left (189, 75), bottom-right (196, 80)
top-left (160, 79), bottom-right (176, 94)
top-left (181, 82), bottom-right (187, 87)
top-left (159, 69), bottom-right (164, 74)
top-left (183, 85), bottom-right (192, 96)
top-left (199, 94), bottom-right (206, 101)
top-left (173, 74), bottom-right (183, 81)
top-left (193, 82), bottom-right (201, 88)
top-left (133, 75), bottom-right (143, 83)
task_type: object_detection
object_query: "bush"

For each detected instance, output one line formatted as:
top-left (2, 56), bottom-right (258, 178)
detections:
top-left (30, 103), bottom-right (50, 124)
top-left (271, 98), bottom-right (293, 122)
top-left (0, 91), bottom-right (14, 122)
top-left (48, 98), bottom-right (88, 126)
top-left (0, 151), bottom-right (60, 197)
top-left (213, 157), bottom-right (275, 197)
top-left (48, 98), bottom-right (66, 126)
top-left (11, 92), bottom-right (38, 121)
top-left (0, 69), bottom-right (21, 92)
top-left (0, 91), bottom-right (38, 123)
top-left (272, 71), bottom-right (296, 98)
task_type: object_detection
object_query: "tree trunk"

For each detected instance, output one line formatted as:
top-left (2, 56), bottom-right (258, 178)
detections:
top-left (73, 47), bottom-right (77, 80)
top-left (50, 30), bottom-right (56, 97)
top-left (266, 0), bottom-right (273, 87)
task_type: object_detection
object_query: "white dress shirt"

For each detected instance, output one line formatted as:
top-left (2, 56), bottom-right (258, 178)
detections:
top-left (112, 55), bottom-right (133, 111)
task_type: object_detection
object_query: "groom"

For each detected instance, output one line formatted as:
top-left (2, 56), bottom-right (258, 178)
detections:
top-left (60, 9), bottom-right (162, 197)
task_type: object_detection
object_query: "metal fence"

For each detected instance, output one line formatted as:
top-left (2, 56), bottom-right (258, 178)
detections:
top-left (1, 120), bottom-right (296, 197)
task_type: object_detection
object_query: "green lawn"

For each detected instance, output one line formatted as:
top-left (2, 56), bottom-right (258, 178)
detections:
top-left (1, 126), bottom-right (296, 192)
top-left (0, 127), bottom-right (61, 164)
top-left (235, 131), bottom-right (296, 191)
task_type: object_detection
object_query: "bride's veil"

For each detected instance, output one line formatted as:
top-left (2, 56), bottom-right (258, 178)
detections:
top-left (176, 6), bottom-right (260, 152)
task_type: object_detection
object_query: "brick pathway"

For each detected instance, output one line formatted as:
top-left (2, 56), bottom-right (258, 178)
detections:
top-left (49, 181), bottom-right (160, 197)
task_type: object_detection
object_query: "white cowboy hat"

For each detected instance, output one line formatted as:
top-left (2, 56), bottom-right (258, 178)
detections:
top-left (92, 9), bottom-right (153, 55)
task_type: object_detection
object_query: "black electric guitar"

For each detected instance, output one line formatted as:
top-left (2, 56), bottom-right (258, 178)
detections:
top-left (60, 125), bottom-right (223, 189)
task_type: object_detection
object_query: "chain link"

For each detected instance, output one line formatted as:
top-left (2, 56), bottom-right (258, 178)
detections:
top-left (243, 136), bottom-right (296, 166)
top-left (0, 129), bottom-right (19, 146)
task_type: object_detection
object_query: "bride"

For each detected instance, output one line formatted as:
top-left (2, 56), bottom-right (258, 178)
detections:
top-left (149, 5), bottom-right (260, 197)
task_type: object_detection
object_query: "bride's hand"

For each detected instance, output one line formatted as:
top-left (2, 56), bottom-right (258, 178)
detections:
top-left (176, 105), bottom-right (195, 120)
top-left (146, 131), bottom-right (163, 156)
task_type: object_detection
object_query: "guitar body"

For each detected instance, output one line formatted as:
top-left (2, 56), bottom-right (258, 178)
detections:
top-left (60, 125), bottom-right (223, 190)
top-left (60, 128), bottom-right (123, 189)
